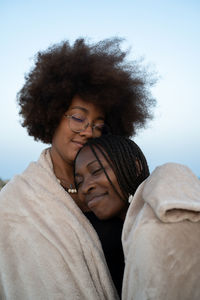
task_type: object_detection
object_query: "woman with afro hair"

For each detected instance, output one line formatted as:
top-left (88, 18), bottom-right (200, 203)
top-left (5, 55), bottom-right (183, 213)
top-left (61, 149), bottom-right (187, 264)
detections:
top-left (0, 37), bottom-right (155, 299)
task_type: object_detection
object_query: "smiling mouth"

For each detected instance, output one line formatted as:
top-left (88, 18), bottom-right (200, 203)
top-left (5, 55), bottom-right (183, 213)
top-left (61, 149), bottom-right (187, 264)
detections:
top-left (87, 193), bottom-right (107, 209)
top-left (72, 140), bottom-right (85, 148)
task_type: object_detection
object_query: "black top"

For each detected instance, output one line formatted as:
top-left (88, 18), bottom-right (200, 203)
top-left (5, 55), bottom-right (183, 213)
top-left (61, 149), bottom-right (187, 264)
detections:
top-left (84, 212), bottom-right (124, 298)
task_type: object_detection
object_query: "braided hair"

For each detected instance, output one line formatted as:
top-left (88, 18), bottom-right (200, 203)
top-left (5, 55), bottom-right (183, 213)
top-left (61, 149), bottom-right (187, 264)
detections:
top-left (74, 135), bottom-right (150, 201)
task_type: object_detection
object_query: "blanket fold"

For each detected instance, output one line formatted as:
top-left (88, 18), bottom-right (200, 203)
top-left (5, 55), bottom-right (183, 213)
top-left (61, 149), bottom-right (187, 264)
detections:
top-left (0, 148), bottom-right (118, 300)
top-left (122, 162), bottom-right (200, 300)
top-left (143, 163), bottom-right (200, 222)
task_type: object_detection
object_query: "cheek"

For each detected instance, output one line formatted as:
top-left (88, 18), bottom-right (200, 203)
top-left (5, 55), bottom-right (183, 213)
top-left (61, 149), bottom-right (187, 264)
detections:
top-left (57, 119), bottom-right (73, 139)
top-left (94, 131), bottom-right (102, 138)
top-left (107, 172), bottom-right (125, 201)
top-left (77, 189), bottom-right (85, 202)
top-left (109, 199), bottom-right (125, 215)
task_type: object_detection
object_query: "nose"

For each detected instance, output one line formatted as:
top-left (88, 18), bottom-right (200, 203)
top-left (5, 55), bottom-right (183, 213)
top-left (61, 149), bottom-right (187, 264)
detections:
top-left (79, 177), bottom-right (95, 197)
top-left (79, 124), bottom-right (93, 138)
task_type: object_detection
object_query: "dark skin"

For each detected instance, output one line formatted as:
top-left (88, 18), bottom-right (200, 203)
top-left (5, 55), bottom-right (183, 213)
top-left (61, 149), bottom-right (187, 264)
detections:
top-left (75, 146), bottom-right (129, 220)
top-left (50, 95), bottom-right (105, 211)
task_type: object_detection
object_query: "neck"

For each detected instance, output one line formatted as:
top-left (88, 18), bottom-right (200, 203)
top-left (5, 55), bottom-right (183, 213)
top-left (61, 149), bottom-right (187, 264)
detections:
top-left (50, 147), bottom-right (74, 183)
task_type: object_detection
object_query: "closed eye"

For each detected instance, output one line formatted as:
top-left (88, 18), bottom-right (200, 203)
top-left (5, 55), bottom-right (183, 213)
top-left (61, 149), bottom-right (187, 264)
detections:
top-left (74, 173), bottom-right (83, 189)
top-left (75, 179), bottom-right (83, 189)
top-left (93, 124), bottom-right (105, 132)
top-left (92, 168), bottom-right (103, 175)
top-left (71, 115), bottom-right (85, 123)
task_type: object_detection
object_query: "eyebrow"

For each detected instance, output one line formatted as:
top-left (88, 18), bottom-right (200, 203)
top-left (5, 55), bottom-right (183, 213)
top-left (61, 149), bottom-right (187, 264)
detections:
top-left (87, 159), bottom-right (98, 167)
top-left (70, 106), bottom-right (88, 113)
top-left (74, 159), bottom-right (98, 177)
top-left (70, 106), bottom-right (105, 120)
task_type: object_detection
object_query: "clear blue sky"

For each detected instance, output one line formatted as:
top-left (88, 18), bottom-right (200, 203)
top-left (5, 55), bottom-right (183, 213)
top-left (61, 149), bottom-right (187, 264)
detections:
top-left (0, 0), bottom-right (200, 179)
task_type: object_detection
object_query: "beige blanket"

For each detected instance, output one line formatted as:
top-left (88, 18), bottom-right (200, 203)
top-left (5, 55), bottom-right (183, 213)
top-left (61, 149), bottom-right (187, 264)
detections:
top-left (122, 163), bottom-right (200, 300)
top-left (0, 149), bottom-right (119, 300)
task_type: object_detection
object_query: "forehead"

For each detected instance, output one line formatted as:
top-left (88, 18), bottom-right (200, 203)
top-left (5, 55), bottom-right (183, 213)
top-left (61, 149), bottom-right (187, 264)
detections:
top-left (68, 95), bottom-right (104, 117)
top-left (75, 146), bottom-right (107, 171)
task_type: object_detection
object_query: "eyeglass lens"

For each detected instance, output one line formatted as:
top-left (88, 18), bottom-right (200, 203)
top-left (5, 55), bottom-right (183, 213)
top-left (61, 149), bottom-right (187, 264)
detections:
top-left (67, 114), bottom-right (105, 134)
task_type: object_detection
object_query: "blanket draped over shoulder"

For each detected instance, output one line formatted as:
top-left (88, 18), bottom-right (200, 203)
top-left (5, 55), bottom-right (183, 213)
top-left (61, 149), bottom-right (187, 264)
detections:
top-left (0, 149), bottom-right (119, 300)
top-left (122, 163), bottom-right (200, 300)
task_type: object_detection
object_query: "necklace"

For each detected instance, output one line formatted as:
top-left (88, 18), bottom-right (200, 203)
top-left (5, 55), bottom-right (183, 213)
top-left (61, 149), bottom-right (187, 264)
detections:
top-left (66, 184), bottom-right (77, 194)
top-left (57, 178), bottom-right (77, 194)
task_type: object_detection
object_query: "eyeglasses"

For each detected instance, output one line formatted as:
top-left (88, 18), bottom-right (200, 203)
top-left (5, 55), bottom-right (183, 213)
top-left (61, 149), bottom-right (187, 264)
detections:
top-left (64, 113), bottom-right (108, 136)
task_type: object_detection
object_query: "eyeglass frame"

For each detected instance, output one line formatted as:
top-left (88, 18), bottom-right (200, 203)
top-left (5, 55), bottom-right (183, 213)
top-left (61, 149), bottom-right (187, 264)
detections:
top-left (64, 113), bottom-right (108, 134)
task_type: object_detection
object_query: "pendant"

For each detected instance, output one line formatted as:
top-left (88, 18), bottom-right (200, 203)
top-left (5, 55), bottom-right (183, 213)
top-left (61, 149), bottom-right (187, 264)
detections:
top-left (67, 184), bottom-right (77, 194)
top-left (57, 178), bottom-right (77, 194)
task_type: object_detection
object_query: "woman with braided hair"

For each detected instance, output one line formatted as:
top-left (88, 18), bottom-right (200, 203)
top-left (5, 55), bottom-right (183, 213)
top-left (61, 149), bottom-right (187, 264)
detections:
top-left (74, 135), bottom-right (150, 296)
top-left (74, 135), bottom-right (200, 300)
top-left (74, 134), bottom-right (150, 220)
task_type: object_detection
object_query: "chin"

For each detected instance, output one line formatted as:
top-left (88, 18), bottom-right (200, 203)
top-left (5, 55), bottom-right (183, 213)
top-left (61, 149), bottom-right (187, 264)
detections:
top-left (94, 212), bottom-right (111, 220)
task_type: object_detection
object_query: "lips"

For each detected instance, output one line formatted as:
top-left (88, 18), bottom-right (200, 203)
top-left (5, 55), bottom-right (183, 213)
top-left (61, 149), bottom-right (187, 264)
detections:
top-left (86, 192), bottom-right (107, 209)
top-left (72, 140), bottom-right (86, 148)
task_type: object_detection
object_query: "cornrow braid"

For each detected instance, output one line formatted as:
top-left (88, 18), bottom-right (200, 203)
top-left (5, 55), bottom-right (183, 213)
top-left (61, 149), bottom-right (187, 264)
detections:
top-left (89, 143), bottom-right (127, 202)
top-left (74, 135), bottom-right (150, 202)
